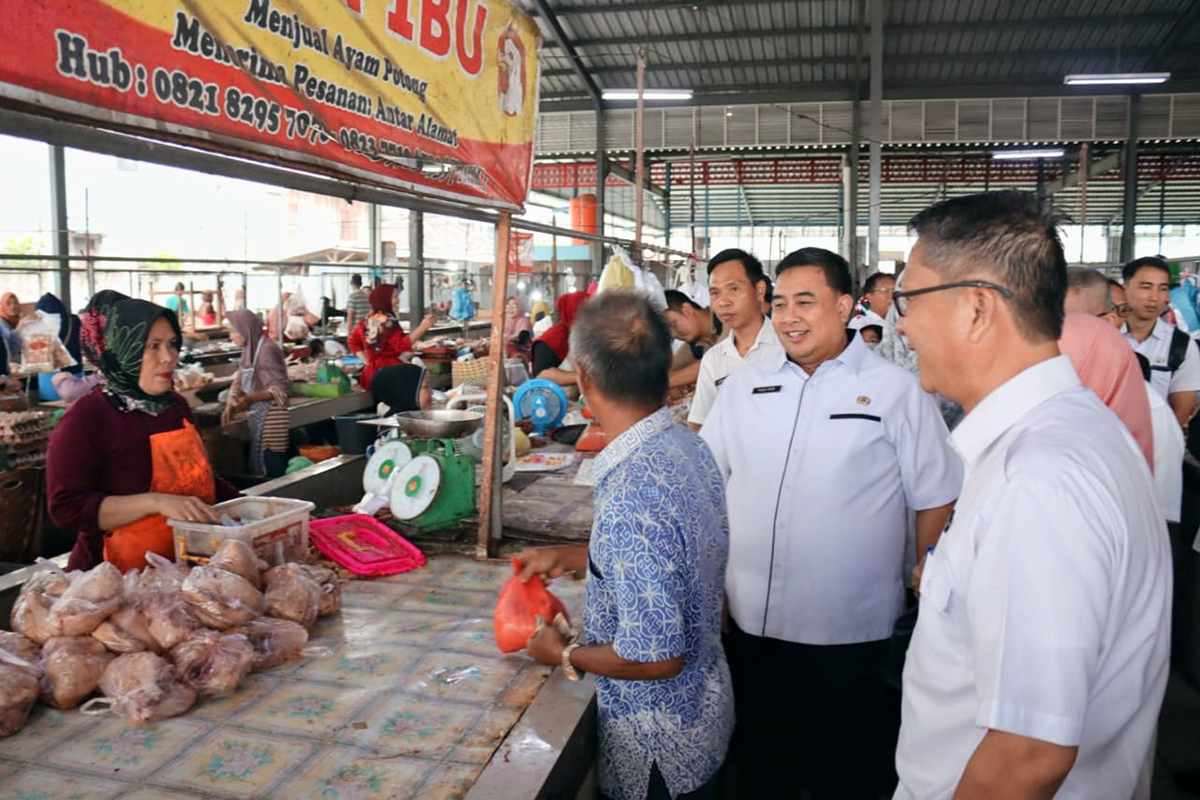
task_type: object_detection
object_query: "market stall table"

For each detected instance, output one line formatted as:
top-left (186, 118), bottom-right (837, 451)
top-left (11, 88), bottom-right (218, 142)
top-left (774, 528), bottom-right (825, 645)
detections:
top-left (0, 554), bottom-right (588, 799)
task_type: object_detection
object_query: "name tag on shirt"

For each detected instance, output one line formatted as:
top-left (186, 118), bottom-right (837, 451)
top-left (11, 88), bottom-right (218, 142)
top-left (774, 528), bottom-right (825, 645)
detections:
top-left (829, 413), bottom-right (882, 422)
top-left (752, 385), bottom-right (782, 394)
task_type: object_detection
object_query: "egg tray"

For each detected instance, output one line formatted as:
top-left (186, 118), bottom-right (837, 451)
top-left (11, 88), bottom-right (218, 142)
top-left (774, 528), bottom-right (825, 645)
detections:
top-left (0, 412), bottom-right (52, 446)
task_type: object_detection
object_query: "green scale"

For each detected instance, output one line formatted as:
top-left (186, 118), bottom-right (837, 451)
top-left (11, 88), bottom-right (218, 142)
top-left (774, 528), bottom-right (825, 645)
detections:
top-left (389, 438), bottom-right (477, 533)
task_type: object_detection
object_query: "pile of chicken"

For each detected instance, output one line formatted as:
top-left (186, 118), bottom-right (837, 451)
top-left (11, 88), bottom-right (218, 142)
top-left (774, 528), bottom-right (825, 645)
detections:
top-left (1, 540), bottom-right (341, 735)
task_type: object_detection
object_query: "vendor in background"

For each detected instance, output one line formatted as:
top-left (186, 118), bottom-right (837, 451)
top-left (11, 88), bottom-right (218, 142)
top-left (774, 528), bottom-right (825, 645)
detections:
top-left (348, 283), bottom-right (436, 391)
top-left (197, 291), bottom-right (217, 327)
top-left (53, 290), bottom-right (128, 403)
top-left (345, 273), bottom-right (370, 332)
top-left (46, 299), bottom-right (239, 571)
top-left (504, 296), bottom-right (534, 361)
top-left (36, 292), bottom-right (96, 402)
top-left (164, 282), bottom-right (189, 318)
top-left (664, 290), bottom-right (721, 389)
top-left (223, 309), bottom-right (291, 478)
top-left (531, 291), bottom-right (588, 382)
top-left (265, 292), bottom-right (290, 341)
top-left (1, 292), bottom-right (23, 372)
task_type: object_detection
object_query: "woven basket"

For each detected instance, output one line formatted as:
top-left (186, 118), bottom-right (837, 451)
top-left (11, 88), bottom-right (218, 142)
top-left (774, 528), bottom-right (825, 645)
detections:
top-left (451, 359), bottom-right (490, 388)
top-left (0, 467), bottom-right (44, 562)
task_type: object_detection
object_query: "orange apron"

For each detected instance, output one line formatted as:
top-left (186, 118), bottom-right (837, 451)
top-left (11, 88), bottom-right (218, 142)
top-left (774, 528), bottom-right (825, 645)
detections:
top-left (104, 420), bottom-right (216, 572)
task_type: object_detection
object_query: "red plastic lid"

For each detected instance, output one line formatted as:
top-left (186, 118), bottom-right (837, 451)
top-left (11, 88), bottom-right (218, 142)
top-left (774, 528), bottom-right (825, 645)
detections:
top-left (309, 514), bottom-right (426, 577)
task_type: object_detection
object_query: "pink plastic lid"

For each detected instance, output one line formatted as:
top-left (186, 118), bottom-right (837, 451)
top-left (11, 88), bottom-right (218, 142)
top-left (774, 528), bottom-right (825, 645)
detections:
top-left (308, 514), bottom-right (426, 577)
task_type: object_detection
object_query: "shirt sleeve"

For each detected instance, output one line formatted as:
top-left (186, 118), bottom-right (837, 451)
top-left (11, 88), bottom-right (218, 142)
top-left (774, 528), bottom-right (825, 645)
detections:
top-left (687, 349), bottom-right (720, 425)
top-left (893, 383), bottom-right (963, 510)
top-left (347, 320), bottom-right (365, 354)
top-left (609, 500), bottom-right (688, 663)
top-left (966, 473), bottom-right (1114, 746)
top-left (1169, 335), bottom-right (1200, 394)
top-left (46, 396), bottom-right (109, 533)
top-left (698, 386), bottom-right (731, 480)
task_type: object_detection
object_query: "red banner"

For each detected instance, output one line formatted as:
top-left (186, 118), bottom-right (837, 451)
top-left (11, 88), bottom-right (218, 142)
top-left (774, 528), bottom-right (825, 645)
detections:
top-left (0, 0), bottom-right (540, 211)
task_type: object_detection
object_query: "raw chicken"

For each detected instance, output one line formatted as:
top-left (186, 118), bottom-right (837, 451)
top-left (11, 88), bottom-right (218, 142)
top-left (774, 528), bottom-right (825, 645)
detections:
top-left (140, 590), bottom-right (202, 651)
top-left (93, 605), bottom-right (159, 654)
top-left (0, 631), bottom-right (41, 663)
top-left (39, 635), bottom-right (114, 709)
top-left (170, 630), bottom-right (255, 699)
top-left (48, 561), bottom-right (123, 636)
top-left (181, 566), bottom-right (264, 629)
top-left (263, 564), bottom-right (322, 629)
top-left (298, 564), bottom-right (342, 617)
top-left (207, 539), bottom-right (265, 590)
top-left (0, 653), bottom-right (39, 737)
top-left (10, 569), bottom-right (70, 644)
top-left (141, 552), bottom-right (187, 592)
top-left (98, 652), bottom-right (197, 722)
top-left (230, 617), bottom-right (309, 670)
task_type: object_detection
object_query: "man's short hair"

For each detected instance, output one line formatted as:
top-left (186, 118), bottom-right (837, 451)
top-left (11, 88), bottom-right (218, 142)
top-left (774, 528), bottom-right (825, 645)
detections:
top-left (1066, 266), bottom-right (1113, 312)
top-left (174, 282), bottom-right (185, 292)
top-left (862, 272), bottom-right (894, 296)
top-left (664, 289), bottom-right (704, 314)
top-left (706, 248), bottom-right (766, 289)
top-left (775, 247), bottom-right (853, 297)
top-left (1122, 256), bottom-right (1171, 284)
top-left (350, 274), bottom-right (363, 288)
top-left (569, 291), bottom-right (671, 409)
top-left (908, 191), bottom-right (1067, 342)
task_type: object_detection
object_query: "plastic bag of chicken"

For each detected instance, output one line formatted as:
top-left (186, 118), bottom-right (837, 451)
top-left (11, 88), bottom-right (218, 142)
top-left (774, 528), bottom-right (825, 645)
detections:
top-left (181, 566), bottom-right (264, 629)
top-left (0, 631), bottom-right (41, 664)
top-left (298, 564), bottom-right (342, 617)
top-left (263, 564), bottom-right (321, 629)
top-left (48, 561), bottom-right (123, 636)
top-left (206, 539), bottom-right (266, 590)
top-left (0, 648), bottom-right (40, 737)
top-left (169, 630), bottom-right (255, 699)
top-left (91, 652), bottom-right (197, 722)
top-left (39, 635), bottom-right (114, 709)
top-left (230, 617), bottom-right (309, 670)
top-left (11, 567), bottom-right (70, 644)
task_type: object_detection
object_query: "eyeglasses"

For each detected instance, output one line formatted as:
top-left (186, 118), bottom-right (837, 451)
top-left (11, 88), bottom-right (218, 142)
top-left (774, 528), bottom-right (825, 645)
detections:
top-left (1112, 304), bottom-right (1131, 318)
top-left (892, 280), bottom-right (1015, 316)
top-left (868, 286), bottom-right (894, 296)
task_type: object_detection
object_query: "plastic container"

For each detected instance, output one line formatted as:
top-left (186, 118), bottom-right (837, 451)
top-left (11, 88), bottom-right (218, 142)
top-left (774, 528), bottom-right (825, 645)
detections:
top-left (170, 496), bottom-right (314, 567)
top-left (334, 413), bottom-right (378, 455)
top-left (36, 372), bottom-right (59, 403)
top-left (309, 514), bottom-right (425, 576)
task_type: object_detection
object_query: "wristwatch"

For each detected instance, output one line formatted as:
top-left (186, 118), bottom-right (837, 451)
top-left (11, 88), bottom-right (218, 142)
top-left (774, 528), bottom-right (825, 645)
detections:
top-left (561, 642), bottom-right (584, 681)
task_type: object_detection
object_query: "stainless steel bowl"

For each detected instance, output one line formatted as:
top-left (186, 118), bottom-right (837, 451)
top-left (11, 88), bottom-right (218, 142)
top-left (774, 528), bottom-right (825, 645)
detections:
top-left (392, 409), bottom-right (484, 439)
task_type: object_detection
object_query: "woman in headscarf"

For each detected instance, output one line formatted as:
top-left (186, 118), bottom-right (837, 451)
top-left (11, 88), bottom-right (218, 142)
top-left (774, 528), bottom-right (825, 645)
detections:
top-left (347, 283), bottom-right (436, 391)
top-left (531, 291), bottom-right (588, 380)
top-left (370, 363), bottom-right (430, 414)
top-left (36, 291), bottom-right (97, 402)
top-left (504, 296), bottom-right (533, 360)
top-left (223, 309), bottom-right (291, 477)
top-left (45, 299), bottom-right (239, 571)
top-left (0, 292), bottom-right (22, 374)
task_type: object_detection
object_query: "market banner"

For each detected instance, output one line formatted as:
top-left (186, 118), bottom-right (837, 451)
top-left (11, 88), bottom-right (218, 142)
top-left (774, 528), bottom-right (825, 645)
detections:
top-left (0, 0), bottom-right (540, 211)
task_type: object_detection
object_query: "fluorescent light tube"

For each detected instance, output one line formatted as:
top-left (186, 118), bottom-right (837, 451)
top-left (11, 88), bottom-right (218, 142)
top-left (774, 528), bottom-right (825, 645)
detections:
top-left (600, 89), bottom-right (694, 101)
top-left (1064, 73), bottom-right (1170, 85)
top-left (991, 149), bottom-right (1065, 160)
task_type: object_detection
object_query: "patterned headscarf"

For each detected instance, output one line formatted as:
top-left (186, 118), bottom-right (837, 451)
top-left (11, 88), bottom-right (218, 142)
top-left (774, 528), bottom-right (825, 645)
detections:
top-left (79, 290), bottom-right (130, 367)
top-left (364, 284), bottom-right (401, 351)
top-left (100, 299), bottom-right (182, 415)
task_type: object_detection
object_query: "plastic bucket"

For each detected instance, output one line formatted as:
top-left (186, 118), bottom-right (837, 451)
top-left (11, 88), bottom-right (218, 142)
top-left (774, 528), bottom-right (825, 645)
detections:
top-left (334, 413), bottom-right (378, 454)
top-left (37, 372), bottom-right (59, 403)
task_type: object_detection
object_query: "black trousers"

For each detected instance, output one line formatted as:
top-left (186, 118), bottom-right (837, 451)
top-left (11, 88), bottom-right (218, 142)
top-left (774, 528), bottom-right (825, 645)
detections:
top-left (724, 621), bottom-right (899, 800)
top-left (601, 761), bottom-right (723, 800)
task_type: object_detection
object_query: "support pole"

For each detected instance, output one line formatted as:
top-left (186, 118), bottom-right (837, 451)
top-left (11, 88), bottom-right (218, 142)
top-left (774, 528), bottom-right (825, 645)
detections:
top-left (689, 137), bottom-right (697, 255)
top-left (1079, 143), bottom-right (1088, 262)
top-left (842, 155), bottom-right (855, 273)
top-left (368, 204), bottom-right (380, 268)
top-left (593, 105), bottom-right (607, 277)
top-left (867, 0), bottom-right (883, 275)
top-left (409, 211), bottom-right (425, 329)
top-left (49, 145), bottom-right (70, 309)
top-left (478, 212), bottom-right (512, 560)
top-left (1120, 94), bottom-right (1141, 263)
top-left (848, 0), bottom-right (866, 277)
top-left (663, 163), bottom-right (672, 249)
top-left (634, 46), bottom-right (646, 264)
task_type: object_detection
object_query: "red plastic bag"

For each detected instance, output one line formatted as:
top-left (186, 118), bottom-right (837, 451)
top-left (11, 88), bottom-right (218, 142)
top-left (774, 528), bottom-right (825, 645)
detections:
top-left (493, 559), bottom-right (570, 654)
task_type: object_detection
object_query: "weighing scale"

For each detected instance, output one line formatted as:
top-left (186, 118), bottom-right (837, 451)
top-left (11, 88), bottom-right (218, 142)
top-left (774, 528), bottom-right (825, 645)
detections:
top-left (390, 438), bottom-right (477, 532)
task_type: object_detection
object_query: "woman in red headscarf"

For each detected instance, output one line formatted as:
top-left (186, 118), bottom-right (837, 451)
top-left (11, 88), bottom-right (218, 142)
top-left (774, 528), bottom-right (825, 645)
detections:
top-left (347, 283), bottom-right (436, 391)
top-left (531, 291), bottom-right (589, 385)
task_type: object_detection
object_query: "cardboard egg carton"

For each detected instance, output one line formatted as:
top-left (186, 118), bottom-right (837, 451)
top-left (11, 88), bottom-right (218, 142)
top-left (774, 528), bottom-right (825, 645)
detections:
top-left (0, 411), bottom-right (52, 447)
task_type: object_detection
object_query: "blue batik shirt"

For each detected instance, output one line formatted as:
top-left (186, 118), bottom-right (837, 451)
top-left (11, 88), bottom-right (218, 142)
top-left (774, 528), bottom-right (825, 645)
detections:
top-left (585, 407), bottom-right (734, 800)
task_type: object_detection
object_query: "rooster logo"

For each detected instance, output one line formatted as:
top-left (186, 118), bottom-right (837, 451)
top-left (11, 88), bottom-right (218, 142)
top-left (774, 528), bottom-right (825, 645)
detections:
top-left (498, 27), bottom-right (526, 116)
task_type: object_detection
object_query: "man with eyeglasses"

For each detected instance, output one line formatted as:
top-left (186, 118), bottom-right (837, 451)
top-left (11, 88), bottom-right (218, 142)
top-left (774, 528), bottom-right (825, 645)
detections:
top-left (892, 191), bottom-right (1170, 800)
top-left (1121, 256), bottom-right (1200, 427)
top-left (862, 272), bottom-right (897, 318)
top-left (700, 247), bottom-right (960, 799)
top-left (1064, 266), bottom-right (1123, 326)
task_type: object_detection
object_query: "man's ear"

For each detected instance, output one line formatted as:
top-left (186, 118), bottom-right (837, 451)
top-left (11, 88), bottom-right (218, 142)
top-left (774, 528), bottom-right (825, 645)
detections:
top-left (837, 294), bottom-right (854, 324)
top-left (576, 367), bottom-right (594, 399)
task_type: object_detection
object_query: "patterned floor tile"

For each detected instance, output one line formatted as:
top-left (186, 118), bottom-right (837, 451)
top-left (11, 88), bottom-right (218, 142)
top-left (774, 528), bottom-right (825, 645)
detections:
top-left (398, 585), bottom-right (495, 618)
top-left (453, 705), bottom-right (523, 764)
top-left (400, 651), bottom-right (523, 704)
top-left (433, 617), bottom-right (503, 657)
top-left (368, 609), bottom-right (464, 645)
top-left (498, 663), bottom-right (553, 710)
top-left (0, 705), bottom-right (104, 762)
top-left (337, 694), bottom-right (480, 758)
top-left (55, 716), bottom-right (209, 779)
top-left (188, 672), bottom-right (282, 722)
top-left (416, 763), bottom-right (484, 800)
top-left (293, 641), bottom-right (425, 689)
top-left (234, 680), bottom-right (374, 740)
top-left (273, 745), bottom-right (433, 799)
top-left (0, 767), bottom-right (126, 799)
top-left (339, 579), bottom-right (416, 609)
top-left (153, 728), bottom-right (315, 797)
top-left (436, 561), bottom-right (511, 593)
top-left (116, 788), bottom-right (205, 800)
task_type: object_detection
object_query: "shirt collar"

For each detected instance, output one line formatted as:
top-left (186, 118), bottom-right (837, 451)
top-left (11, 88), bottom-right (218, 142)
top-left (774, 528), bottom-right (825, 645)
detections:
top-left (593, 406), bottom-right (674, 483)
top-left (762, 329), bottom-right (869, 377)
top-left (949, 355), bottom-right (1080, 467)
top-left (1122, 318), bottom-right (1169, 342)
top-left (724, 316), bottom-right (775, 356)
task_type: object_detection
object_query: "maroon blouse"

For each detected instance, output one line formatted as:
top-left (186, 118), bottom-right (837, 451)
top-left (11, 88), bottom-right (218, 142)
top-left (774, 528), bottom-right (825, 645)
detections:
top-left (46, 388), bottom-right (239, 570)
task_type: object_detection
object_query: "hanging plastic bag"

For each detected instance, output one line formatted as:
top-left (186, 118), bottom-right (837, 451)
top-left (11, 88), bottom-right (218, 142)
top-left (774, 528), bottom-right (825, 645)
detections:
top-left (16, 311), bottom-right (77, 374)
top-left (598, 250), bottom-right (635, 292)
top-left (493, 558), bottom-right (570, 654)
top-left (633, 266), bottom-right (668, 311)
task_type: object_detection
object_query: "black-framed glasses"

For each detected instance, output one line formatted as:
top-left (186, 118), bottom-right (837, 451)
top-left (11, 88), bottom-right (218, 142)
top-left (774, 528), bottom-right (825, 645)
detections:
top-left (893, 281), bottom-right (1015, 316)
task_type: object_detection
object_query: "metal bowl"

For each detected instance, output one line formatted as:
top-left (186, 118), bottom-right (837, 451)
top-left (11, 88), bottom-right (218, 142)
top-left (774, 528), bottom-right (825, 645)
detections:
top-left (392, 409), bottom-right (484, 439)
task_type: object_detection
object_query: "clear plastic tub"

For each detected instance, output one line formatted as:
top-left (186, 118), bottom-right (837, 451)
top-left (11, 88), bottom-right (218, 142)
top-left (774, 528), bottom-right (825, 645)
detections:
top-left (170, 497), bottom-right (315, 567)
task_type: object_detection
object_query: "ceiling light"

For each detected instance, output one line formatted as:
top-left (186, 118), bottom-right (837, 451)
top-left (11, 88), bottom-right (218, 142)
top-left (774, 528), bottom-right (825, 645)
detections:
top-left (1064, 72), bottom-right (1170, 86)
top-left (600, 89), bottom-right (694, 101)
top-left (990, 149), bottom-right (1065, 160)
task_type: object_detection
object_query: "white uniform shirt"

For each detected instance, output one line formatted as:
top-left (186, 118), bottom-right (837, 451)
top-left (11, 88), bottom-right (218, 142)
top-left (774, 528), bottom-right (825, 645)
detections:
top-left (1124, 317), bottom-right (1200, 400)
top-left (700, 335), bottom-right (962, 645)
top-left (1147, 382), bottom-right (1184, 523)
top-left (895, 356), bottom-right (1171, 800)
top-left (686, 316), bottom-right (782, 426)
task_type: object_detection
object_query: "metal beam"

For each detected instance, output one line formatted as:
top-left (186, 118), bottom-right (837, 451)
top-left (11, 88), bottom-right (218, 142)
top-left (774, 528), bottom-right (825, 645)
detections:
top-left (48, 144), bottom-right (70, 309)
top-left (409, 211), bottom-right (425, 330)
top-left (868, 0), bottom-right (882, 273)
top-left (606, 159), bottom-right (667, 200)
top-left (528, 0), bottom-right (602, 102)
top-left (1045, 151), bottom-right (1123, 195)
top-left (1121, 94), bottom-right (1141, 263)
top-left (1154, 0), bottom-right (1200, 64)
top-left (554, 0), bottom-right (797, 13)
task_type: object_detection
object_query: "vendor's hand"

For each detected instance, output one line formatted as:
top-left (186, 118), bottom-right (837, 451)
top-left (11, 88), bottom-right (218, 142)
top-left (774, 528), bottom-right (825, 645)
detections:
top-left (154, 494), bottom-right (218, 524)
top-left (526, 615), bottom-right (568, 666)
top-left (515, 547), bottom-right (572, 583)
top-left (268, 384), bottom-right (289, 407)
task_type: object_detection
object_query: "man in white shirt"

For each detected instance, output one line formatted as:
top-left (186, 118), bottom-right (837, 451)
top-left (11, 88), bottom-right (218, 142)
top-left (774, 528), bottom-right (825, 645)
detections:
top-left (893, 190), bottom-right (1171, 800)
top-left (686, 249), bottom-right (781, 430)
top-left (702, 247), bottom-right (961, 799)
top-left (1122, 256), bottom-right (1200, 426)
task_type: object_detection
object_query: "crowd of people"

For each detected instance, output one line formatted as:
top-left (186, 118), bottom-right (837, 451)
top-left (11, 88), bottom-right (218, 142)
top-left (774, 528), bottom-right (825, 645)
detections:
top-left (518, 190), bottom-right (1178, 800)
